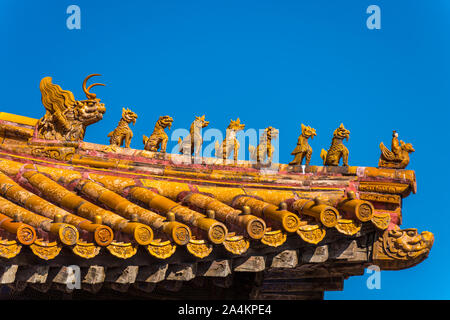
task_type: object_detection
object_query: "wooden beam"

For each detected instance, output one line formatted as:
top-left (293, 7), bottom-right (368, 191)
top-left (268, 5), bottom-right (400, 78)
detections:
top-left (108, 283), bottom-right (130, 293)
top-left (212, 275), bottom-right (233, 288)
top-left (158, 280), bottom-right (183, 292)
top-left (132, 282), bottom-right (156, 293)
top-left (15, 265), bottom-right (52, 293)
top-left (189, 277), bottom-right (205, 288)
top-left (136, 264), bottom-right (168, 283)
top-left (269, 250), bottom-right (298, 268)
top-left (81, 266), bottom-right (105, 294)
top-left (301, 245), bottom-right (328, 263)
top-left (82, 266), bottom-right (106, 285)
top-left (265, 262), bottom-right (367, 280)
top-left (29, 282), bottom-right (52, 293)
top-left (52, 266), bottom-right (75, 293)
top-left (0, 265), bottom-right (18, 284)
top-left (104, 265), bottom-right (139, 293)
top-left (329, 240), bottom-right (368, 262)
top-left (265, 264), bottom-right (330, 280)
top-left (234, 256), bottom-right (266, 272)
top-left (81, 283), bottom-right (103, 294)
top-left (105, 266), bottom-right (138, 284)
top-left (166, 263), bottom-right (197, 281)
top-left (16, 265), bottom-right (49, 284)
top-left (7, 281), bottom-right (27, 293)
top-left (261, 277), bottom-right (344, 292)
top-left (197, 260), bottom-right (231, 277)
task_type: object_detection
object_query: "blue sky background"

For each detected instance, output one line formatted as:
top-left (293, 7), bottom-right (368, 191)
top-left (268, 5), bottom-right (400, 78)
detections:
top-left (1, 0), bottom-right (449, 299)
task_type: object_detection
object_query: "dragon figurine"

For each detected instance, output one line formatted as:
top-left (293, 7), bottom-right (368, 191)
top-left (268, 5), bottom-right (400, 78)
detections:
top-left (320, 123), bottom-right (350, 166)
top-left (378, 131), bottom-right (415, 169)
top-left (107, 108), bottom-right (137, 148)
top-left (215, 118), bottom-right (246, 161)
top-left (289, 124), bottom-right (316, 166)
top-left (36, 74), bottom-right (106, 142)
top-left (249, 126), bottom-right (279, 163)
top-left (178, 115), bottom-right (210, 157)
top-left (143, 115), bottom-right (174, 153)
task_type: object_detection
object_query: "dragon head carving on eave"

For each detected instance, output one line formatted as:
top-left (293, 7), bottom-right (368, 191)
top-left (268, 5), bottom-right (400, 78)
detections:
top-left (35, 74), bottom-right (106, 142)
top-left (373, 226), bottom-right (434, 270)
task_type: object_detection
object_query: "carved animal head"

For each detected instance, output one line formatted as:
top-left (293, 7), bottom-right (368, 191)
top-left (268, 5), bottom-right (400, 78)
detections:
top-left (227, 118), bottom-right (245, 132)
top-left (156, 115), bottom-right (173, 129)
top-left (373, 227), bottom-right (434, 270)
top-left (384, 228), bottom-right (434, 260)
top-left (37, 74), bottom-right (106, 141)
top-left (77, 74), bottom-right (106, 126)
top-left (122, 107), bottom-right (137, 125)
top-left (301, 124), bottom-right (316, 139)
top-left (332, 123), bottom-right (350, 141)
top-left (193, 115), bottom-right (209, 130)
top-left (400, 141), bottom-right (415, 153)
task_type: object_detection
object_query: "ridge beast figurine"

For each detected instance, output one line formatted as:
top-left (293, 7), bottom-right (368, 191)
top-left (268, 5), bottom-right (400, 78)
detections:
top-left (107, 107), bottom-right (137, 148)
top-left (36, 74), bottom-right (106, 141)
top-left (215, 118), bottom-right (245, 161)
top-left (289, 124), bottom-right (316, 166)
top-left (143, 115), bottom-right (174, 153)
top-left (249, 126), bottom-right (279, 163)
top-left (178, 115), bottom-right (210, 157)
top-left (320, 123), bottom-right (350, 166)
top-left (378, 130), bottom-right (415, 169)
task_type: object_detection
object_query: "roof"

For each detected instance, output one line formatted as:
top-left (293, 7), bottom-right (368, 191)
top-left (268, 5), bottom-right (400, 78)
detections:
top-left (0, 96), bottom-right (433, 299)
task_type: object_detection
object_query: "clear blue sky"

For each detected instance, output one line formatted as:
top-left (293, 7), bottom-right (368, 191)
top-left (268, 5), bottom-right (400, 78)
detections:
top-left (1, 0), bottom-right (449, 299)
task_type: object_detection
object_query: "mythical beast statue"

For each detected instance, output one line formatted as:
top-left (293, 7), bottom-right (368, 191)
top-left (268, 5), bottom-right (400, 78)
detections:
top-left (289, 124), bottom-right (316, 166)
top-left (36, 74), bottom-right (106, 142)
top-left (178, 115), bottom-right (210, 157)
top-left (249, 126), bottom-right (278, 163)
top-left (143, 115), bottom-right (174, 153)
top-left (320, 123), bottom-right (350, 166)
top-left (215, 118), bottom-right (245, 161)
top-left (107, 108), bottom-right (138, 148)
